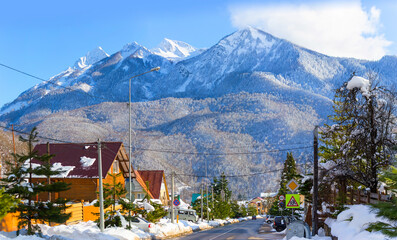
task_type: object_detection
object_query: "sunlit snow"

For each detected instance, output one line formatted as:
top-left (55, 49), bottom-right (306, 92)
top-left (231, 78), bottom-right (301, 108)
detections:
top-left (80, 156), bottom-right (96, 168)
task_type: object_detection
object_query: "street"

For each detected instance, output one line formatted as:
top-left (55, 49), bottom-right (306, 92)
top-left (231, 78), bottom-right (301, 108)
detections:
top-left (176, 219), bottom-right (285, 240)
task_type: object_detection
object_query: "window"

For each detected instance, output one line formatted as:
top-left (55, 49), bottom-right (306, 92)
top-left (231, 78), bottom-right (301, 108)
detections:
top-left (112, 160), bottom-right (119, 173)
top-left (137, 193), bottom-right (144, 199)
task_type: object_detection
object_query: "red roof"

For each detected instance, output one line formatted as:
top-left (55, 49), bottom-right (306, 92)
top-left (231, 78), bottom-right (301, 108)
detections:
top-left (32, 142), bottom-right (131, 178)
top-left (137, 170), bottom-right (164, 199)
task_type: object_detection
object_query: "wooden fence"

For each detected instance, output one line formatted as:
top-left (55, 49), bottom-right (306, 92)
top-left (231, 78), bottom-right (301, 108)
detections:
top-left (0, 202), bottom-right (122, 232)
top-left (305, 188), bottom-right (392, 228)
top-left (327, 188), bottom-right (392, 205)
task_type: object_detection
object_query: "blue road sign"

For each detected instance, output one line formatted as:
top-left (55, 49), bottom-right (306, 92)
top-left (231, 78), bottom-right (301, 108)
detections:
top-left (173, 199), bottom-right (180, 206)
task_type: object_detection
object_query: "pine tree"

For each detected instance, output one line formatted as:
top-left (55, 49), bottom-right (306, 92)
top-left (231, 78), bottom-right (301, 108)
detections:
top-left (0, 188), bottom-right (17, 220)
top-left (0, 128), bottom-right (71, 235)
top-left (269, 152), bottom-right (302, 216)
top-left (212, 173), bottom-right (232, 219)
top-left (94, 172), bottom-right (126, 228)
top-left (367, 166), bottom-right (397, 237)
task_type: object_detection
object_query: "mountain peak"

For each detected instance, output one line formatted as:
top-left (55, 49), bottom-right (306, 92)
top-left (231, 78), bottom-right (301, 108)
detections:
top-left (120, 42), bottom-right (149, 58)
top-left (152, 38), bottom-right (196, 60)
top-left (216, 26), bottom-right (278, 55)
top-left (73, 47), bottom-right (109, 70)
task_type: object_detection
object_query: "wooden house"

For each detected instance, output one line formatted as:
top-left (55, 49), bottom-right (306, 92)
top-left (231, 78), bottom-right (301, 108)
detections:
top-left (30, 142), bottom-right (150, 202)
top-left (137, 170), bottom-right (170, 206)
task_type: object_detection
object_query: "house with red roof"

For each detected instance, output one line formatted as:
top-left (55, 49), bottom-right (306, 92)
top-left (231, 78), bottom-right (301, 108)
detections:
top-left (30, 142), bottom-right (154, 202)
top-left (137, 170), bottom-right (169, 206)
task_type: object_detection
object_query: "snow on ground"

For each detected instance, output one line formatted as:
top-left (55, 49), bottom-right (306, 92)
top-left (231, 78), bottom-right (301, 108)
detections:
top-left (0, 217), bottom-right (247, 240)
top-left (288, 204), bottom-right (396, 240)
top-left (325, 204), bottom-right (396, 240)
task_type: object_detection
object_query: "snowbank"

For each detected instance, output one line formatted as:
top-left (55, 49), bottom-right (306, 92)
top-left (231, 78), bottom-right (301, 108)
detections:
top-left (325, 205), bottom-right (394, 240)
top-left (0, 217), bottom-right (248, 240)
top-left (285, 205), bottom-right (396, 240)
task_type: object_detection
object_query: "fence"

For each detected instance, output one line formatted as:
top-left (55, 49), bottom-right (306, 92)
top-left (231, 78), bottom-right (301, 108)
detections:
top-left (327, 188), bottom-right (392, 205)
top-left (0, 202), bottom-right (122, 232)
top-left (304, 188), bottom-right (392, 228)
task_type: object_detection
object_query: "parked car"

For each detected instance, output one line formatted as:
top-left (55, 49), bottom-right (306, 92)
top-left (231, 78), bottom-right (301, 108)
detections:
top-left (167, 209), bottom-right (199, 222)
top-left (272, 216), bottom-right (287, 232)
top-left (130, 216), bottom-right (153, 231)
top-left (266, 215), bottom-right (274, 224)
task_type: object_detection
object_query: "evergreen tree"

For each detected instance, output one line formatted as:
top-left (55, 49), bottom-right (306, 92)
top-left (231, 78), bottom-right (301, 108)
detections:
top-left (212, 173), bottom-right (232, 219)
top-left (269, 152), bottom-right (302, 216)
top-left (367, 166), bottom-right (397, 237)
top-left (321, 74), bottom-right (396, 193)
top-left (0, 188), bottom-right (17, 220)
top-left (0, 128), bottom-right (71, 235)
top-left (94, 172), bottom-right (126, 228)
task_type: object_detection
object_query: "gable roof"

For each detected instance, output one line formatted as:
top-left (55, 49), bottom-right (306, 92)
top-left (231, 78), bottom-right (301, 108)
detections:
top-left (32, 142), bottom-right (133, 178)
top-left (137, 170), bottom-right (164, 199)
top-left (134, 170), bottom-right (154, 199)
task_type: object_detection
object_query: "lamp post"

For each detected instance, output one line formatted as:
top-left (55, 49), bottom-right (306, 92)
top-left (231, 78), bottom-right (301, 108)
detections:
top-left (128, 67), bottom-right (160, 202)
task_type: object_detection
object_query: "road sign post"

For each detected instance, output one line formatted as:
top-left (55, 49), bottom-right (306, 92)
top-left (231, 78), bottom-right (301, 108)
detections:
top-left (286, 194), bottom-right (300, 209)
top-left (279, 195), bottom-right (285, 201)
top-left (286, 179), bottom-right (300, 193)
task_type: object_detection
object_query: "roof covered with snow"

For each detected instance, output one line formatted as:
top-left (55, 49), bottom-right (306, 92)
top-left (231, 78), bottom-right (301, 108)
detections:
top-left (31, 142), bottom-right (131, 178)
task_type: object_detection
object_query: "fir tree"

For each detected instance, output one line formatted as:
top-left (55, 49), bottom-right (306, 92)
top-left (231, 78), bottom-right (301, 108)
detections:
top-left (367, 166), bottom-right (397, 237)
top-left (212, 173), bottom-right (232, 219)
top-left (0, 128), bottom-right (71, 235)
top-left (0, 188), bottom-right (17, 220)
top-left (269, 152), bottom-right (302, 216)
top-left (94, 172), bottom-right (126, 228)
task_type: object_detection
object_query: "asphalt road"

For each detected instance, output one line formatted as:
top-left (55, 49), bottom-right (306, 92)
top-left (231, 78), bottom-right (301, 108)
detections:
top-left (176, 219), bottom-right (285, 240)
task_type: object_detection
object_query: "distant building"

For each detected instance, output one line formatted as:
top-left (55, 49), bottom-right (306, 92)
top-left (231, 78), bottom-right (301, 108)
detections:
top-left (127, 170), bottom-right (170, 205)
top-left (249, 197), bottom-right (266, 215)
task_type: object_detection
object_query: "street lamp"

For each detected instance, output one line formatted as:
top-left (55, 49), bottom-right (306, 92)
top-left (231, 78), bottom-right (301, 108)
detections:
top-left (128, 67), bottom-right (160, 203)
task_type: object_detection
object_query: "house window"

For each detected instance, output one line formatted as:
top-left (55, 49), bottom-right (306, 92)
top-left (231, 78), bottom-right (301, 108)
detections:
top-left (137, 193), bottom-right (144, 199)
top-left (112, 160), bottom-right (119, 173)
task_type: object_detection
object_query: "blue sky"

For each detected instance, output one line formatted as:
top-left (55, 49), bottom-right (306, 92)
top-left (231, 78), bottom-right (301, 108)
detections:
top-left (1, 0), bottom-right (396, 108)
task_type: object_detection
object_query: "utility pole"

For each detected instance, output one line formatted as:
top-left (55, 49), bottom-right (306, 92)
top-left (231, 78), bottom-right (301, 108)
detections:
top-left (97, 140), bottom-right (104, 232)
top-left (47, 142), bottom-right (51, 202)
top-left (206, 183), bottom-right (209, 222)
top-left (11, 124), bottom-right (16, 156)
top-left (312, 126), bottom-right (319, 236)
top-left (200, 184), bottom-right (203, 221)
top-left (171, 171), bottom-right (175, 223)
top-left (212, 186), bottom-right (214, 220)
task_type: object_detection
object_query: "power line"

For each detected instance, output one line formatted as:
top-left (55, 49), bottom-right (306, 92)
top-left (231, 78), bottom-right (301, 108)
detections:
top-left (125, 145), bottom-right (312, 155)
top-left (175, 164), bottom-right (306, 178)
top-left (0, 62), bottom-right (112, 102)
top-left (1, 123), bottom-right (312, 158)
top-left (0, 62), bottom-right (157, 104)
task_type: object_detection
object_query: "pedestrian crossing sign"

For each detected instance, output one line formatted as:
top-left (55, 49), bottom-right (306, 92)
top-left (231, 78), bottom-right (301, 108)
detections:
top-left (286, 194), bottom-right (300, 208)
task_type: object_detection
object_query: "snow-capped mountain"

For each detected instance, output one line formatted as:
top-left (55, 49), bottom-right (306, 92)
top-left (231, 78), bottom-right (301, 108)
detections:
top-left (73, 47), bottom-right (109, 70)
top-left (151, 38), bottom-right (198, 60)
top-left (2, 27), bottom-right (397, 197)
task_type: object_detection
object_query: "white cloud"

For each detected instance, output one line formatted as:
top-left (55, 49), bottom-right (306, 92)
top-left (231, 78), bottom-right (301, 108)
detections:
top-left (229, 2), bottom-right (391, 60)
